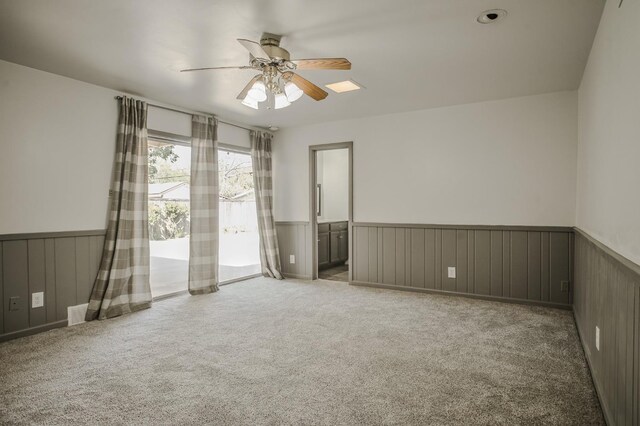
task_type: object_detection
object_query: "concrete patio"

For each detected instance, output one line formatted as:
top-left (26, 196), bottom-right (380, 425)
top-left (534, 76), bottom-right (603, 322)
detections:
top-left (150, 234), bottom-right (261, 297)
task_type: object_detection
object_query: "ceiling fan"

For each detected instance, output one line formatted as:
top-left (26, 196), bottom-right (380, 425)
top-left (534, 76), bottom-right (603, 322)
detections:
top-left (180, 33), bottom-right (351, 110)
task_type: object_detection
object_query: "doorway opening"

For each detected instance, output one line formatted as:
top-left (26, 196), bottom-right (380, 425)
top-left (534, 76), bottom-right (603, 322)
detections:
top-left (309, 142), bottom-right (353, 282)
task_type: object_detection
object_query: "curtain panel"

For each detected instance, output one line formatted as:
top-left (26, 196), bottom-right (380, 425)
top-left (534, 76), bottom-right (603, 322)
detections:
top-left (250, 131), bottom-right (284, 279)
top-left (189, 115), bottom-right (220, 294)
top-left (86, 97), bottom-right (152, 321)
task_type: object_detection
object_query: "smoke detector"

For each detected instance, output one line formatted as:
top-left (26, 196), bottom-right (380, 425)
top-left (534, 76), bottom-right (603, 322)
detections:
top-left (477, 9), bottom-right (507, 24)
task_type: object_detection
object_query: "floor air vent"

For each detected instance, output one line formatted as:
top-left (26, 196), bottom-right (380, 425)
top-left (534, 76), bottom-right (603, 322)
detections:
top-left (67, 303), bottom-right (88, 326)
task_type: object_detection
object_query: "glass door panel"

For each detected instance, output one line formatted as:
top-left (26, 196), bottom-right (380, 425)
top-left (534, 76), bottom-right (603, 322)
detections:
top-left (219, 149), bottom-right (261, 282)
top-left (148, 141), bottom-right (191, 297)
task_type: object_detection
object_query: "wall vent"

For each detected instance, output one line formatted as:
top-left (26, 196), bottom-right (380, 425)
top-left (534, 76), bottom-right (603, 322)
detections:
top-left (67, 303), bottom-right (88, 326)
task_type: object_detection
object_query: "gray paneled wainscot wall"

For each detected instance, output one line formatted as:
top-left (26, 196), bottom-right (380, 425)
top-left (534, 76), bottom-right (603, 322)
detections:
top-left (573, 229), bottom-right (639, 426)
top-left (0, 231), bottom-right (104, 342)
top-left (276, 222), bottom-right (312, 279)
top-left (277, 221), bottom-right (574, 308)
top-left (351, 224), bottom-right (573, 308)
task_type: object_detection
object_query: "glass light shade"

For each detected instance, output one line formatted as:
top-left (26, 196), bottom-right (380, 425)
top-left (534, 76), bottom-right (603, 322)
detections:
top-left (241, 96), bottom-right (258, 109)
top-left (274, 93), bottom-right (291, 109)
top-left (284, 81), bottom-right (303, 102)
top-left (247, 81), bottom-right (267, 102)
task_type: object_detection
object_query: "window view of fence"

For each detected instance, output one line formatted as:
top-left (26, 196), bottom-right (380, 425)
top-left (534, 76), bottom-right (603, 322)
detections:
top-left (218, 149), bottom-right (261, 282)
top-left (148, 140), bottom-right (261, 297)
top-left (148, 141), bottom-right (191, 297)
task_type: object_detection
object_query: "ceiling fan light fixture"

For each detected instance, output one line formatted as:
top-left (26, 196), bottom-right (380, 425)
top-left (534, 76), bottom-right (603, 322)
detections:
top-left (241, 96), bottom-right (259, 109)
top-left (247, 80), bottom-right (267, 102)
top-left (284, 81), bottom-right (304, 102)
top-left (274, 92), bottom-right (291, 109)
top-left (182, 34), bottom-right (351, 107)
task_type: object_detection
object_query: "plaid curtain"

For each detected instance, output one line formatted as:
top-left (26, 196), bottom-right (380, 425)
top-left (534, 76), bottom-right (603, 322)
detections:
top-left (189, 115), bottom-right (219, 294)
top-left (86, 97), bottom-right (152, 321)
top-left (251, 131), bottom-right (284, 279)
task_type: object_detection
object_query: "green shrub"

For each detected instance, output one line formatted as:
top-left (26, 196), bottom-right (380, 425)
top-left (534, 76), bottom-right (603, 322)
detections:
top-left (149, 202), bottom-right (190, 240)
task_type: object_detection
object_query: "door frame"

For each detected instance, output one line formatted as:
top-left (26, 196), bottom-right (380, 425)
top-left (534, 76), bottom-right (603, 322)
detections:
top-left (309, 142), bottom-right (353, 281)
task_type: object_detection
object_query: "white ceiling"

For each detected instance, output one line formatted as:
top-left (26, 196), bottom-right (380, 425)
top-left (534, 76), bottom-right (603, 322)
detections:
top-left (0, 0), bottom-right (604, 128)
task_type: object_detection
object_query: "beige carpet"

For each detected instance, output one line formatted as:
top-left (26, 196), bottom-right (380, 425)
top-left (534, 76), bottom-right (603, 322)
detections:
top-left (0, 277), bottom-right (603, 425)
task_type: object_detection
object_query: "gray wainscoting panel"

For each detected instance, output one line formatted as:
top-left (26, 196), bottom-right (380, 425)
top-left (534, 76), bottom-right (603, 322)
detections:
top-left (549, 232), bottom-right (570, 305)
top-left (456, 230), bottom-right (468, 293)
top-left (374, 228), bottom-right (382, 283)
top-left (474, 230), bottom-right (491, 295)
top-left (353, 226), bottom-right (367, 282)
top-left (424, 229), bottom-right (436, 289)
top-left (510, 231), bottom-right (528, 299)
top-left (410, 229), bottom-right (425, 288)
top-left (0, 243), bottom-right (3, 334)
top-left (352, 224), bottom-right (573, 307)
top-left (3, 240), bottom-right (29, 333)
top-left (501, 232), bottom-right (510, 297)
top-left (55, 238), bottom-right (77, 321)
top-left (0, 231), bottom-right (105, 341)
top-left (28, 240), bottom-right (47, 327)
top-left (382, 228), bottom-right (395, 285)
top-left (490, 231), bottom-right (502, 297)
top-left (396, 229), bottom-right (407, 287)
top-left (44, 239), bottom-right (56, 323)
top-left (441, 230), bottom-right (456, 292)
top-left (573, 229), bottom-right (640, 426)
top-left (527, 231), bottom-right (541, 301)
top-left (275, 222), bottom-right (311, 279)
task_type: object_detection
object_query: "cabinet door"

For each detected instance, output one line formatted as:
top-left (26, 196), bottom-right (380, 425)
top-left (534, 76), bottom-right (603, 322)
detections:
top-left (318, 232), bottom-right (330, 268)
top-left (338, 230), bottom-right (349, 262)
top-left (330, 232), bottom-right (341, 263)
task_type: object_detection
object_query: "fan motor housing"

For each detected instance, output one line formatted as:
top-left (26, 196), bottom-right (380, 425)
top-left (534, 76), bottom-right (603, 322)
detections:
top-left (260, 32), bottom-right (290, 61)
top-left (261, 45), bottom-right (290, 61)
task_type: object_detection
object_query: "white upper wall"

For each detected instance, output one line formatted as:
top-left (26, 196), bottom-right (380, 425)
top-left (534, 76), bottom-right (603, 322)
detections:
top-left (148, 105), bottom-right (251, 148)
top-left (273, 91), bottom-right (578, 226)
top-left (576, 0), bottom-right (640, 265)
top-left (0, 59), bottom-right (252, 234)
top-left (0, 59), bottom-right (117, 234)
top-left (317, 149), bottom-right (349, 223)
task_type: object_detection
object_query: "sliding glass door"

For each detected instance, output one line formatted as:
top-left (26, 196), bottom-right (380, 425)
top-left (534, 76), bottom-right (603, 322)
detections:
top-left (148, 140), bottom-right (191, 297)
top-left (218, 148), bottom-right (261, 282)
top-left (148, 140), bottom-right (260, 297)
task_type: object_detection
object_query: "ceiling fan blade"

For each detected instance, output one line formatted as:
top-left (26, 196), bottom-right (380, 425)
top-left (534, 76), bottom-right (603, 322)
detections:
top-left (180, 66), bottom-right (254, 72)
top-left (236, 75), bottom-right (262, 100)
top-left (237, 39), bottom-right (271, 60)
top-left (283, 72), bottom-right (328, 101)
top-left (291, 58), bottom-right (351, 70)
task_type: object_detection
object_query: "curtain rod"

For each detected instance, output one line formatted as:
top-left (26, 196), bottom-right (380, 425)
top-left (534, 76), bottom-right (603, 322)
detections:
top-left (114, 96), bottom-right (265, 134)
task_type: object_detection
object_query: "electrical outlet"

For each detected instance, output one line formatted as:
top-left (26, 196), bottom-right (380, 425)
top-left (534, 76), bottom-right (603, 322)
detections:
top-left (560, 281), bottom-right (569, 292)
top-left (289, 254), bottom-right (295, 264)
top-left (32, 292), bottom-right (44, 308)
top-left (595, 326), bottom-right (600, 351)
top-left (447, 267), bottom-right (456, 279)
top-left (9, 296), bottom-right (21, 311)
